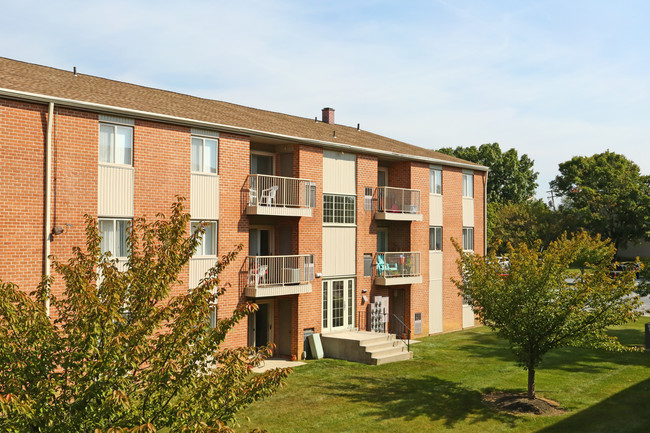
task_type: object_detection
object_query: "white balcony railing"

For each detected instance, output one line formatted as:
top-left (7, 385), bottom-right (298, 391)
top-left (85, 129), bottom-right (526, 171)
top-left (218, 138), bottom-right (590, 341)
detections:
top-left (246, 254), bottom-right (315, 291)
top-left (374, 186), bottom-right (422, 221)
top-left (376, 186), bottom-right (421, 215)
top-left (247, 174), bottom-right (315, 209)
top-left (375, 252), bottom-right (422, 286)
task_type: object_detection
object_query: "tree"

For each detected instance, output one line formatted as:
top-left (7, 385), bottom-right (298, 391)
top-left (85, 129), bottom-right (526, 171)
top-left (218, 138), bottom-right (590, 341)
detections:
top-left (487, 200), bottom-right (562, 254)
top-left (550, 151), bottom-right (650, 251)
top-left (438, 143), bottom-right (538, 203)
top-left (0, 198), bottom-right (289, 432)
top-left (453, 231), bottom-right (641, 400)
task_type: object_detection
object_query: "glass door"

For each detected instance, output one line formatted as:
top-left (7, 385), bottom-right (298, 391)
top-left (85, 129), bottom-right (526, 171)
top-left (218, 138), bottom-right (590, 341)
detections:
top-left (322, 278), bottom-right (355, 332)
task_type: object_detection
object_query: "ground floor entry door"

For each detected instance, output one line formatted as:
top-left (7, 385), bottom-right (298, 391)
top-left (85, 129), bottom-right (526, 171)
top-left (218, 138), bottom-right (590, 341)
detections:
top-left (390, 288), bottom-right (406, 336)
top-left (322, 278), bottom-right (355, 333)
top-left (248, 301), bottom-right (273, 348)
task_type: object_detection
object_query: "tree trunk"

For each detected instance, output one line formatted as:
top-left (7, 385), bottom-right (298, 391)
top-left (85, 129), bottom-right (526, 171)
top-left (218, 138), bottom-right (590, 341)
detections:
top-left (527, 367), bottom-right (536, 400)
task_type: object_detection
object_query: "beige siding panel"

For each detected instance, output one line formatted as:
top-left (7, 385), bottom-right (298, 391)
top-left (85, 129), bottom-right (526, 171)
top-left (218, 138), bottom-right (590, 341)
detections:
top-left (463, 197), bottom-right (474, 227)
top-left (429, 194), bottom-right (443, 226)
top-left (98, 164), bottom-right (134, 217)
top-left (323, 150), bottom-right (356, 195)
top-left (189, 257), bottom-right (217, 289)
top-left (429, 251), bottom-right (443, 333)
top-left (191, 173), bottom-right (219, 220)
top-left (322, 226), bottom-right (356, 276)
top-left (462, 304), bottom-right (475, 328)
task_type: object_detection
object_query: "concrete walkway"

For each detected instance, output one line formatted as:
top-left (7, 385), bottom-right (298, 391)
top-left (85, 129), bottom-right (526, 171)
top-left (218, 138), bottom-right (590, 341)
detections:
top-left (251, 358), bottom-right (306, 373)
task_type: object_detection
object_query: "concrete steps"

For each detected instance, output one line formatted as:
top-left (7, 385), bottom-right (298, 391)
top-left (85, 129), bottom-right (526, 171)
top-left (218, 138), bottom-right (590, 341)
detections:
top-left (320, 331), bottom-right (413, 365)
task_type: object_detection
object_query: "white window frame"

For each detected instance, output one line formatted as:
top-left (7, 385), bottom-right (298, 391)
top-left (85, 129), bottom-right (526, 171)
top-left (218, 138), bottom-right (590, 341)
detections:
top-left (191, 136), bottom-right (219, 174)
top-left (323, 194), bottom-right (356, 225)
top-left (462, 172), bottom-right (474, 198)
top-left (462, 227), bottom-right (474, 251)
top-left (98, 218), bottom-right (131, 258)
top-left (191, 220), bottom-right (218, 256)
top-left (429, 226), bottom-right (442, 251)
top-left (99, 123), bottom-right (133, 166)
top-left (430, 167), bottom-right (442, 195)
top-left (363, 187), bottom-right (373, 211)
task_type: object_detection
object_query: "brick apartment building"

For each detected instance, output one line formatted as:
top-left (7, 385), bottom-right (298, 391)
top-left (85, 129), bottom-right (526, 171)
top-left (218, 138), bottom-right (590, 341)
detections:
top-left (0, 57), bottom-right (487, 360)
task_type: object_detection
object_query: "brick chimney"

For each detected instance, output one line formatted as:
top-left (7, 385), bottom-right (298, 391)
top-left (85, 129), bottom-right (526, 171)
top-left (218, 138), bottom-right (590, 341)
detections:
top-left (322, 107), bottom-right (335, 125)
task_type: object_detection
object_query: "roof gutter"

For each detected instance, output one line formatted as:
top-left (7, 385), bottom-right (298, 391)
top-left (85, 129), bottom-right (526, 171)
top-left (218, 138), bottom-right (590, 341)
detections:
top-left (0, 87), bottom-right (488, 172)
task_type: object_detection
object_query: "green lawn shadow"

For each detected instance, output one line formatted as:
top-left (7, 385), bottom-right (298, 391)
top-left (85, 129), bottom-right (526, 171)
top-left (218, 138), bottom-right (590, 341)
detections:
top-left (534, 378), bottom-right (650, 433)
top-left (456, 322), bottom-right (649, 375)
top-left (317, 374), bottom-right (517, 428)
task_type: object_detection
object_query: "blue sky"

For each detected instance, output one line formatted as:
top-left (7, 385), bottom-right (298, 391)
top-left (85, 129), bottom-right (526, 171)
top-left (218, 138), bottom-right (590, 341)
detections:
top-left (2, 0), bottom-right (649, 200)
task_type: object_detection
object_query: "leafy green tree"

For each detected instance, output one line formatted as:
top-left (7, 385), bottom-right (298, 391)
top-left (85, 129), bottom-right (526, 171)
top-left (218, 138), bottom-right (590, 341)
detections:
top-left (488, 200), bottom-right (562, 254)
top-left (550, 151), bottom-right (650, 251)
top-left (438, 143), bottom-right (538, 203)
top-left (454, 231), bottom-right (641, 400)
top-left (0, 198), bottom-right (289, 432)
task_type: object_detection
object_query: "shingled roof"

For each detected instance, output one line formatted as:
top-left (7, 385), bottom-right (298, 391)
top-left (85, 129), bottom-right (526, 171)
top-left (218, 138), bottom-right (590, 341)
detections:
top-left (0, 57), bottom-right (485, 169)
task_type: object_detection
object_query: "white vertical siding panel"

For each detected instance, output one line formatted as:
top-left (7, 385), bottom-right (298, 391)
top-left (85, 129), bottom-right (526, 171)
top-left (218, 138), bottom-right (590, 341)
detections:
top-left (323, 226), bottom-right (356, 277)
top-left (323, 150), bottom-right (356, 195)
top-left (429, 195), bottom-right (443, 226)
top-left (191, 174), bottom-right (219, 220)
top-left (463, 197), bottom-right (474, 227)
top-left (429, 251), bottom-right (443, 333)
top-left (189, 258), bottom-right (217, 289)
top-left (463, 304), bottom-right (475, 328)
top-left (98, 164), bottom-right (134, 217)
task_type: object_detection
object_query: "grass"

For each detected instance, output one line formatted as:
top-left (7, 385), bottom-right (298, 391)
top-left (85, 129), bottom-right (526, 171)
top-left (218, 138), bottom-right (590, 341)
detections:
top-left (238, 318), bottom-right (650, 433)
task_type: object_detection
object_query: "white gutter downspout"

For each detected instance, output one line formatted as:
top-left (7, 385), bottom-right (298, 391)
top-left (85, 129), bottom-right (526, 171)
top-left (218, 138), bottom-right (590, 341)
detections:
top-left (44, 102), bottom-right (54, 316)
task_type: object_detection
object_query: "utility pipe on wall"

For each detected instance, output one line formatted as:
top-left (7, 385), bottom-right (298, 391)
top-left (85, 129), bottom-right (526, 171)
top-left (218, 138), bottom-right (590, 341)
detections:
top-left (44, 102), bottom-right (54, 316)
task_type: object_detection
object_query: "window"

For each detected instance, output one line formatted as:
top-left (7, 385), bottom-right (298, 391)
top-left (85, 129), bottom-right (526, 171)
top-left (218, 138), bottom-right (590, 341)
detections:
top-left (430, 168), bottom-right (442, 195)
top-left (462, 172), bottom-right (474, 198)
top-left (363, 254), bottom-right (373, 277)
top-left (364, 187), bottom-right (373, 211)
top-left (100, 123), bottom-right (133, 165)
top-left (462, 227), bottom-right (474, 251)
top-left (99, 218), bottom-right (130, 258)
top-left (323, 194), bottom-right (355, 224)
top-left (191, 137), bottom-right (218, 174)
top-left (429, 226), bottom-right (442, 251)
top-left (191, 221), bottom-right (218, 256)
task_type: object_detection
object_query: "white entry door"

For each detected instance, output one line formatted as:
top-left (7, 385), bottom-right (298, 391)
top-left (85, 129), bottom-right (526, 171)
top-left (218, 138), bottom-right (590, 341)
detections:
top-left (322, 279), bottom-right (355, 333)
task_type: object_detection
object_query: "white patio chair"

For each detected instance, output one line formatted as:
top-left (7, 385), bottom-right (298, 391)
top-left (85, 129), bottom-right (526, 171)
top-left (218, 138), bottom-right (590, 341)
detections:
top-left (260, 185), bottom-right (278, 206)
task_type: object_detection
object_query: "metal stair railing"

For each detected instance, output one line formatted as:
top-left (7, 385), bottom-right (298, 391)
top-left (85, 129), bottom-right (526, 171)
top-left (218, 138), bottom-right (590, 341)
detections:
top-left (391, 314), bottom-right (412, 353)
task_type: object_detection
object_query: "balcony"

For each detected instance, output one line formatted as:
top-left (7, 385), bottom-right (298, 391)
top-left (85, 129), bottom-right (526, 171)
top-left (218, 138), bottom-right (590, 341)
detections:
top-left (246, 174), bottom-right (315, 217)
top-left (375, 187), bottom-right (422, 221)
top-left (375, 252), bottom-right (422, 286)
top-left (245, 255), bottom-right (315, 298)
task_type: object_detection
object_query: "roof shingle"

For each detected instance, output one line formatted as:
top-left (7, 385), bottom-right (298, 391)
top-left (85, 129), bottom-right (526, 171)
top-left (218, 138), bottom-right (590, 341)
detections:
top-left (0, 57), bottom-right (484, 169)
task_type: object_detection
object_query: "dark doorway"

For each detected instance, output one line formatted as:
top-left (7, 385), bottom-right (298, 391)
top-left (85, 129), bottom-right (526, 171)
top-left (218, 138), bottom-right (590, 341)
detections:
top-left (278, 299), bottom-right (292, 356)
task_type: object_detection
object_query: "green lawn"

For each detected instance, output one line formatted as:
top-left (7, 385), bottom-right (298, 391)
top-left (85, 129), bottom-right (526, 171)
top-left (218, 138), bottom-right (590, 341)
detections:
top-left (239, 318), bottom-right (650, 433)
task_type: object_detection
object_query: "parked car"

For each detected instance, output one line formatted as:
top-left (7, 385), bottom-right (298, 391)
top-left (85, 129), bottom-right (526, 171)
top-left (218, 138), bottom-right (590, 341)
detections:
top-left (609, 262), bottom-right (640, 279)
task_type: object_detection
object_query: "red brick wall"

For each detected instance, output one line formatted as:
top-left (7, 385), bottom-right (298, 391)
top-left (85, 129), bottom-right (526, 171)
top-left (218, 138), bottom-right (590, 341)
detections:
top-left (133, 120), bottom-right (190, 298)
top-left (48, 108), bottom-right (99, 301)
top-left (441, 166), bottom-right (464, 331)
top-left (295, 144), bottom-right (323, 356)
top-left (0, 99), bottom-right (48, 290)
top-left (408, 162), bottom-right (430, 337)
top-left (356, 154), bottom-right (378, 331)
top-left (216, 133), bottom-right (251, 349)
